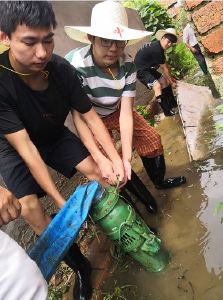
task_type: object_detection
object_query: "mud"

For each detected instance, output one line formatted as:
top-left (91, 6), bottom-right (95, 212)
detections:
top-left (103, 108), bottom-right (223, 300)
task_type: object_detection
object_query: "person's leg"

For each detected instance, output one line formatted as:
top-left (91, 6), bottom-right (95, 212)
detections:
top-left (192, 44), bottom-right (208, 74)
top-left (19, 194), bottom-right (52, 236)
top-left (132, 109), bottom-right (186, 189)
top-left (75, 155), bottom-right (109, 187)
top-left (137, 70), bottom-right (176, 117)
top-left (0, 152), bottom-right (51, 235)
top-left (153, 76), bottom-right (178, 116)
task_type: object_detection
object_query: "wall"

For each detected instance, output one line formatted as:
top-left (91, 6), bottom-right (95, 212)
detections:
top-left (182, 0), bottom-right (223, 99)
top-left (1, 1), bottom-right (152, 248)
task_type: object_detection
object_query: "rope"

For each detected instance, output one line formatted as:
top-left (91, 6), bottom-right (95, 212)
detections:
top-left (0, 64), bottom-right (49, 79)
top-left (103, 61), bottom-right (122, 90)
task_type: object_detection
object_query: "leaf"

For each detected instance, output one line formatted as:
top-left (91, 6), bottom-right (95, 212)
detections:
top-left (176, 198), bottom-right (180, 201)
top-left (216, 104), bottom-right (223, 113)
top-left (214, 202), bottom-right (223, 216)
top-left (188, 184), bottom-right (194, 188)
top-left (194, 163), bottom-right (201, 168)
top-left (114, 287), bottom-right (121, 295)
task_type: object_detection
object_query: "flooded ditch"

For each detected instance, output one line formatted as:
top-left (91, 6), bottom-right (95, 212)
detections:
top-left (103, 70), bottom-right (223, 300)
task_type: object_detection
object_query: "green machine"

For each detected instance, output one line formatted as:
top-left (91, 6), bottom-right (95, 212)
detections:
top-left (90, 184), bottom-right (170, 273)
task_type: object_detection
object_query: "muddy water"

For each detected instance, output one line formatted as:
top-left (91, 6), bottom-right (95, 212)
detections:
top-left (103, 107), bottom-right (223, 300)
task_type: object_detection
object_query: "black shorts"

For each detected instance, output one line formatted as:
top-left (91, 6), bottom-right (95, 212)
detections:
top-left (0, 127), bottom-right (90, 199)
top-left (137, 69), bottom-right (163, 90)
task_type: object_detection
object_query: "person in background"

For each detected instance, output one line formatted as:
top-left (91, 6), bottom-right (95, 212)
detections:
top-left (65, 2), bottom-right (186, 196)
top-left (134, 28), bottom-right (182, 117)
top-left (183, 23), bottom-right (208, 74)
top-left (0, 186), bottom-right (49, 300)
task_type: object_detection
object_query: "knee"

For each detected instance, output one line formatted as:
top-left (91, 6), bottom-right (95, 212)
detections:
top-left (87, 166), bottom-right (102, 182)
top-left (153, 82), bottom-right (162, 96)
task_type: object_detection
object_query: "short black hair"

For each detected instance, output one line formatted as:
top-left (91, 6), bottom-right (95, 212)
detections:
top-left (0, 1), bottom-right (57, 39)
top-left (163, 33), bottom-right (177, 44)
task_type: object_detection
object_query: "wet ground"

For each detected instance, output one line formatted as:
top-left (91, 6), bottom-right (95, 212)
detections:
top-left (103, 73), bottom-right (223, 299)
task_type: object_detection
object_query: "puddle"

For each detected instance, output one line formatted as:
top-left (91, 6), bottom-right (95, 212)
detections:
top-left (103, 106), bottom-right (223, 299)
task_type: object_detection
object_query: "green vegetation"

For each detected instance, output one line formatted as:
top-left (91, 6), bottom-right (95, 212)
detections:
top-left (124, 0), bottom-right (174, 41)
top-left (136, 105), bottom-right (155, 126)
top-left (48, 286), bottom-right (67, 300)
top-left (93, 282), bottom-right (138, 300)
top-left (124, 1), bottom-right (197, 78)
top-left (165, 43), bottom-right (198, 79)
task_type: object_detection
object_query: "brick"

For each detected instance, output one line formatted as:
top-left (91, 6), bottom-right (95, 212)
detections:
top-left (91, 251), bottom-right (112, 270)
top-left (201, 27), bottom-right (223, 54)
top-left (85, 233), bottom-right (108, 261)
top-left (192, 2), bottom-right (223, 34)
top-left (213, 57), bottom-right (223, 76)
top-left (186, 1), bottom-right (203, 10)
top-left (100, 238), bottom-right (112, 253)
top-left (91, 269), bottom-right (109, 290)
top-left (156, 1), bottom-right (177, 9)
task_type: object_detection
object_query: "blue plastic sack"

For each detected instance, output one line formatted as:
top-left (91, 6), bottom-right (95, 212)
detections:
top-left (27, 180), bottom-right (102, 283)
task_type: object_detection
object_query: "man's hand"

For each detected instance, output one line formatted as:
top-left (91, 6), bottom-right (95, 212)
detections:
top-left (0, 187), bottom-right (21, 226)
top-left (96, 156), bottom-right (120, 186)
top-left (191, 47), bottom-right (197, 54)
top-left (171, 79), bottom-right (178, 89)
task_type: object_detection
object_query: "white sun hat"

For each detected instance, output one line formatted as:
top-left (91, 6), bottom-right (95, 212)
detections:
top-left (155, 28), bottom-right (183, 44)
top-left (64, 1), bottom-right (153, 47)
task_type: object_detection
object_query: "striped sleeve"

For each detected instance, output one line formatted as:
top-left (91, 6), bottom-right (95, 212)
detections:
top-left (122, 57), bottom-right (136, 97)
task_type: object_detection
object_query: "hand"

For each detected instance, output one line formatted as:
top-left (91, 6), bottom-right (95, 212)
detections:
top-left (171, 81), bottom-right (177, 89)
top-left (0, 187), bottom-right (21, 226)
top-left (191, 47), bottom-right (197, 54)
top-left (97, 156), bottom-right (120, 186)
top-left (119, 159), bottom-right (131, 188)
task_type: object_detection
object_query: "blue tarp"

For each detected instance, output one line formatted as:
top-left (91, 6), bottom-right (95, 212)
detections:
top-left (27, 180), bottom-right (102, 283)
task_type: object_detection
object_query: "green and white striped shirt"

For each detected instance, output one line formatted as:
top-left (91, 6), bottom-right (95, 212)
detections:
top-left (65, 45), bottom-right (136, 118)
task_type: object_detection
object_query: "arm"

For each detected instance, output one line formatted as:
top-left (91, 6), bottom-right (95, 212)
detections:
top-left (72, 108), bottom-right (125, 184)
top-left (185, 42), bottom-right (197, 54)
top-left (160, 60), bottom-right (177, 89)
top-left (119, 96), bottom-right (134, 182)
top-left (5, 129), bottom-right (66, 209)
top-left (0, 187), bottom-right (21, 226)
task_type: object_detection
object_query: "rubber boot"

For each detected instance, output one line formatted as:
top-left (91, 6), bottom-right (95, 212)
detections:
top-left (199, 62), bottom-right (208, 74)
top-left (63, 244), bottom-right (92, 300)
top-left (125, 170), bottom-right (158, 214)
top-left (120, 187), bottom-right (143, 218)
top-left (51, 214), bottom-right (92, 300)
top-left (120, 188), bottom-right (158, 235)
top-left (156, 94), bottom-right (177, 117)
top-left (162, 85), bottom-right (178, 109)
top-left (141, 155), bottom-right (186, 189)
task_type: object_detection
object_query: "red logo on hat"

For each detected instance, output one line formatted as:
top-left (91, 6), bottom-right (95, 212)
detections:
top-left (113, 27), bottom-right (124, 38)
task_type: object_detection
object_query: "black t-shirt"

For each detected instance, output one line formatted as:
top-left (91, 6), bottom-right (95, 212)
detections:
top-left (0, 50), bottom-right (92, 158)
top-left (134, 41), bottom-right (166, 72)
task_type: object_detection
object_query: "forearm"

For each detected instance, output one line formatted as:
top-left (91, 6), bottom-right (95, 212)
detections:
top-left (120, 109), bottom-right (133, 162)
top-left (72, 110), bottom-right (106, 164)
top-left (5, 130), bottom-right (65, 209)
top-left (80, 109), bottom-right (123, 165)
top-left (25, 150), bottom-right (65, 208)
top-left (185, 42), bottom-right (193, 51)
top-left (162, 62), bottom-right (174, 84)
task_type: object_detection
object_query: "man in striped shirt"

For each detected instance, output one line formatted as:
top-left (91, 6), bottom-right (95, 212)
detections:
top-left (65, 1), bottom-right (186, 199)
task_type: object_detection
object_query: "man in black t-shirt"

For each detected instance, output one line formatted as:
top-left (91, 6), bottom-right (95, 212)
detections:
top-left (0, 2), bottom-right (125, 299)
top-left (134, 28), bottom-right (183, 117)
